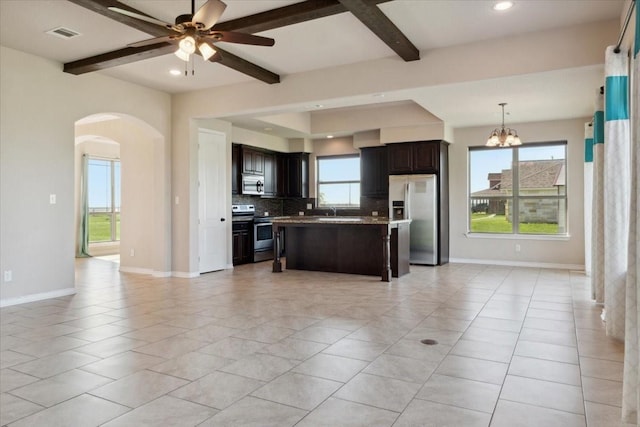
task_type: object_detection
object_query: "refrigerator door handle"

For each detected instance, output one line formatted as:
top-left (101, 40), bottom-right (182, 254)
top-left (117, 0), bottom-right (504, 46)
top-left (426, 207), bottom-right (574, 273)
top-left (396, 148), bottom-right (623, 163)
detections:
top-left (405, 182), bottom-right (411, 219)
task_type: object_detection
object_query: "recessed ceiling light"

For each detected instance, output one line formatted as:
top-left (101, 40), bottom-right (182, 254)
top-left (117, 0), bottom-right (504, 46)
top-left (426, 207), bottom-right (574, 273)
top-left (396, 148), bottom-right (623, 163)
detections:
top-left (493, 1), bottom-right (514, 11)
top-left (327, 135), bottom-right (334, 139)
top-left (264, 127), bottom-right (273, 131)
top-left (169, 69), bottom-right (181, 76)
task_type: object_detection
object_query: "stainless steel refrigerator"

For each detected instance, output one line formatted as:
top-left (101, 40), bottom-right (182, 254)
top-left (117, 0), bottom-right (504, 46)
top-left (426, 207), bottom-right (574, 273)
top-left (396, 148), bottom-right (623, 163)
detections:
top-left (389, 174), bottom-right (438, 265)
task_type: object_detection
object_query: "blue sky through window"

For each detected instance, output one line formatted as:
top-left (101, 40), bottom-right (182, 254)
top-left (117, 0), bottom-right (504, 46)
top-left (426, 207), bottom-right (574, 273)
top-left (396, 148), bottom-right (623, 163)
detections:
top-left (88, 159), bottom-right (120, 211)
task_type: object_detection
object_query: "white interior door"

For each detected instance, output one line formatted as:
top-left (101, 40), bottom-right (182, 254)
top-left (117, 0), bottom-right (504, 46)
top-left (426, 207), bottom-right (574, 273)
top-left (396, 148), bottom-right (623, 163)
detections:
top-left (198, 130), bottom-right (227, 273)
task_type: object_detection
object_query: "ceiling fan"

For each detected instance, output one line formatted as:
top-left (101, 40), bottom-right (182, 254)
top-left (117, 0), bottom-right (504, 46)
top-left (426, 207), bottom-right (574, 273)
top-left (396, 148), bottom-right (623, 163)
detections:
top-left (109, 0), bottom-right (275, 64)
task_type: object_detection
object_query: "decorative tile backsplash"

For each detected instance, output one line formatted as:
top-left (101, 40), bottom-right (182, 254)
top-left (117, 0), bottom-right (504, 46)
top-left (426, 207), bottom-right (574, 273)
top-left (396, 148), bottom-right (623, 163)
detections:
top-left (233, 194), bottom-right (389, 218)
top-left (232, 195), bottom-right (283, 217)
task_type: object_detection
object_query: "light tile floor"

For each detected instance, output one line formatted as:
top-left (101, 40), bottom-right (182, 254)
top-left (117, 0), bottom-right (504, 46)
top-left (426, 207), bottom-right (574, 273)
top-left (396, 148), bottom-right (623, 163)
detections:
top-left (0, 259), bottom-right (632, 426)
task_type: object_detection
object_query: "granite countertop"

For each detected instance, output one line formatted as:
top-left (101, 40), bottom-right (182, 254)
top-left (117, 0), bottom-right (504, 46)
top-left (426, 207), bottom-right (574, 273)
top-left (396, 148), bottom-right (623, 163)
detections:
top-left (271, 216), bottom-right (411, 225)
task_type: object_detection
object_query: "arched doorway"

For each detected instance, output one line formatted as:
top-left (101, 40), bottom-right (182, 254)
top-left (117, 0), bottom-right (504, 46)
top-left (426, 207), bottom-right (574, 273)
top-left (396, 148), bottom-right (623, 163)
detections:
top-left (74, 113), bottom-right (170, 276)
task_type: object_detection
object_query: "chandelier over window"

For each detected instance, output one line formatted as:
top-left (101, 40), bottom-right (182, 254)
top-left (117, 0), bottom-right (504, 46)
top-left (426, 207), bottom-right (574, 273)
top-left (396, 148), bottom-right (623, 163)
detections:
top-left (486, 103), bottom-right (522, 147)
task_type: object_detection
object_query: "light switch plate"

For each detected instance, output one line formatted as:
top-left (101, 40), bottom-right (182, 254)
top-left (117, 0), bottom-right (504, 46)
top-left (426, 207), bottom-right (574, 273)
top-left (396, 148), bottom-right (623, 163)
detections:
top-left (306, 203), bottom-right (312, 210)
top-left (49, 194), bottom-right (56, 204)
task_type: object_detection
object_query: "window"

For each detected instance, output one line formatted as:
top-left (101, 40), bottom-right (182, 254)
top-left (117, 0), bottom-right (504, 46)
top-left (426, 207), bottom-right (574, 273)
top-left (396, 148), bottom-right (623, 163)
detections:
top-left (88, 158), bottom-right (121, 242)
top-left (469, 142), bottom-right (567, 235)
top-left (317, 155), bottom-right (360, 207)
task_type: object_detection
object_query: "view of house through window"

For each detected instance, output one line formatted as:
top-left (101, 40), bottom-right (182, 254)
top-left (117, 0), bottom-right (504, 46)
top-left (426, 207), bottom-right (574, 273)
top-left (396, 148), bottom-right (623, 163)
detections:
top-left (317, 155), bottom-right (360, 207)
top-left (88, 158), bottom-right (121, 242)
top-left (469, 142), bottom-right (567, 235)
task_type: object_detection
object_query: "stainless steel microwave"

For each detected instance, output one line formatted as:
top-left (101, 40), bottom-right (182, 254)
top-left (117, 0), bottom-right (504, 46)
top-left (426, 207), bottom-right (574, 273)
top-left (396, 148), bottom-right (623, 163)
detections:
top-left (241, 174), bottom-right (264, 195)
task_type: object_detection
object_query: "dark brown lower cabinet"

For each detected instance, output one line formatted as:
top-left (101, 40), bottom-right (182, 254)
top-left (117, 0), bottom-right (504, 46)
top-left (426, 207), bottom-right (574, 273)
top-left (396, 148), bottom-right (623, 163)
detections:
top-left (281, 223), bottom-right (409, 278)
top-left (232, 223), bottom-right (252, 265)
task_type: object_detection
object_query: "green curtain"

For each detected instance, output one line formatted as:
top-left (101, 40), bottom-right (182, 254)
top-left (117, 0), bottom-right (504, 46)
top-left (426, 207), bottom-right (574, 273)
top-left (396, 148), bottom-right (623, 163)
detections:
top-left (76, 154), bottom-right (91, 257)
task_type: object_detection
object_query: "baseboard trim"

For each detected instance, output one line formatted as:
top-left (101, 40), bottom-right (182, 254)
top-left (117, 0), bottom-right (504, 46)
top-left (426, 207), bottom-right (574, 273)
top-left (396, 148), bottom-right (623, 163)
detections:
top-left (118, 267), bottom-right (214, 279)
top-left (0, 287), bottom-right (76, 308)
top-left (172, 271), bottom-right (200, 278)
top-left (152, 271), bottom-right (172, 278)
top-left (119, 266), bottom-right (154, 275)
top-left (449, 258), bottom-right (585, 271)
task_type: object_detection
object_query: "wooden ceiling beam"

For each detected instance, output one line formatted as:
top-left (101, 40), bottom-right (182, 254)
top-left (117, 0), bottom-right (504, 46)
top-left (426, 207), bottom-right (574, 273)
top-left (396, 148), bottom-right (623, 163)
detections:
top-left (63, 0), bottom-right (403, 82)
top-left (64, 43), bottom-right (176, 74)
top-left (66, 0), bottom-right (170, 37)
top-left (338, 0), bottom-right (419, 61)
top-left (64, 0), bottom-right (281, 83)
top-left (212, 0), bottom-right (392, 34)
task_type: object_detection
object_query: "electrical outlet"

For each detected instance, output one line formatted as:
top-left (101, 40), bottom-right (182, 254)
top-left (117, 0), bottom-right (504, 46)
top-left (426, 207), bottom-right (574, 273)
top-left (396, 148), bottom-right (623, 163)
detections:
top-left (298, 211), bottom-right (304, 216)
top-left (264, 211), bottom-right (269, 217)
top-left (372, 211), bottom-right (378, 216)
top-left (175, 196), bottom-right (179, 205)
top-left (515, 244), bottom-right (521, 252)
top-left (130, 249), bottom-right (135, 257)
top-left (4, 270), bottom-right (12, 282)
top-left (306, 203), bottom-right (312, 210)
top-left (49, 194), bottom-right (56, 204)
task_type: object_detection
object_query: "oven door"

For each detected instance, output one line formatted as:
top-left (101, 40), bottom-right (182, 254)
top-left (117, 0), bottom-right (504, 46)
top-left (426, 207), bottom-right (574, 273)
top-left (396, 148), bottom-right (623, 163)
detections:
top-left (242, 175), bottom-right (264, 195)
top-left (254, 222), bottom-right (273, 251)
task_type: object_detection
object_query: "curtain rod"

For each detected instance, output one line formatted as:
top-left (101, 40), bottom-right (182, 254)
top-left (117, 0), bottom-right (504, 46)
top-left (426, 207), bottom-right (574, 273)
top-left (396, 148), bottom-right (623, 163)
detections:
top-left (614, 0), bottom-right (636, 53)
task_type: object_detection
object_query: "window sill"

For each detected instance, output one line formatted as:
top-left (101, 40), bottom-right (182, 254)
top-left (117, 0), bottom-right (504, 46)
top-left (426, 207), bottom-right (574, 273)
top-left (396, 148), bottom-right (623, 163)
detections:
top-left (465, 232), bottom-right (571, 241)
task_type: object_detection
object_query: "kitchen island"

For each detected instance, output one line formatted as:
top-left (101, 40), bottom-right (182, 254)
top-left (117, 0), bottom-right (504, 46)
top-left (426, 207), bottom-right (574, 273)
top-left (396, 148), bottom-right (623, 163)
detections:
top-left (272, 216), bottom-right (411, 282)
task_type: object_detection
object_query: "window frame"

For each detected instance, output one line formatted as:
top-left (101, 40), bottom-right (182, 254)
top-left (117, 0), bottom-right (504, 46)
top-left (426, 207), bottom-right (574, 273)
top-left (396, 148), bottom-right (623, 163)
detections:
top-left (316, 154), bottom-right (361, 208)
top-left (468, 141), bottom-right (568, 236)
top-left (88, 156), bottom-right (121, 243)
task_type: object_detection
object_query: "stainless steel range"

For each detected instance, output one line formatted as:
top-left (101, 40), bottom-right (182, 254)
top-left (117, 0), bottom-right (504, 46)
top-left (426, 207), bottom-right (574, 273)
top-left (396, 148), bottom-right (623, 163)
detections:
top-left (231, 204), bottom-right (274, 263)
top-left (253, 215), bottom-right (274, 262)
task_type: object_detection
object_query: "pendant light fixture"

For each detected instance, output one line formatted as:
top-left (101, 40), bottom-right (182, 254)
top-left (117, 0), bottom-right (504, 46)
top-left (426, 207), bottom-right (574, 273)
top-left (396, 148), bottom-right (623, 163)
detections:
top-left (486, 103), bottom-right (522, 147)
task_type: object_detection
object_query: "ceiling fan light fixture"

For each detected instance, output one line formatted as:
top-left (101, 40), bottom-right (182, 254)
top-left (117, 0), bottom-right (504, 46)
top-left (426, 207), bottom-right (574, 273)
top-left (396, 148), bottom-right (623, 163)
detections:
top-left (174, 48), bottom-right (191, 62)
top-left (179, 36), bottom-right (196, 54)
top-left (198, 42), bottom-right (216, 61)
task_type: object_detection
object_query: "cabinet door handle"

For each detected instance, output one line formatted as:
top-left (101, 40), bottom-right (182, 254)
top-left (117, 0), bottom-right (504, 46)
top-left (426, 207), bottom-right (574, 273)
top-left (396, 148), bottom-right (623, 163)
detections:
top-left (220, 218), bottom-right (226, 222)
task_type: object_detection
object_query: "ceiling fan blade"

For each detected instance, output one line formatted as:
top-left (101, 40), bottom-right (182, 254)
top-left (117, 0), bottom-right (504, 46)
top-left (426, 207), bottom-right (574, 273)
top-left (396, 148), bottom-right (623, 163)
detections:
top-left (108, 7), bottom-right (172, 28)
top-left (207, 51), bottom-right (223, 63)
top-left (128, 36), bottom-right (177, 48)
top-left (208, 31), bottom-right (275, 46)
top-left (193, 0), bottom-right (227, 30)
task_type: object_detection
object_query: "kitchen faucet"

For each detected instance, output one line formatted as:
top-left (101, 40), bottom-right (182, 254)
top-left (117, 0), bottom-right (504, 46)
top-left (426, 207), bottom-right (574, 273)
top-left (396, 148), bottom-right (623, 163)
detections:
top-left (330, 206), bottom-right (337, 216)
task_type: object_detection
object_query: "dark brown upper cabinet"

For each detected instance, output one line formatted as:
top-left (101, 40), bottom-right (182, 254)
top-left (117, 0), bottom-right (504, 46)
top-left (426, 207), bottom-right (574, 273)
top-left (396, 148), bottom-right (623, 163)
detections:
top-left (360, 146), bottom-right (388, 197)
top-left (262, 152), bottom-right (277, 197)
top-left (232, 144), bottom-right (240, 195)
top-left (242, 146), bottom-right (265, 175)
top-left (388, 140), bottom-right (440, 175)
top-left (277, 152), bottom-right (309, 198)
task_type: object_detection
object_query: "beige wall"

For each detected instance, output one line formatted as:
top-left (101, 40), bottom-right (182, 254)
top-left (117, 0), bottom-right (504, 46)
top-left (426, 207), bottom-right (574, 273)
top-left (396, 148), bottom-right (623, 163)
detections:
top-left (450, 118), bottom-right (587, 268)
top-left (0, 46), bottom-right (171, 305)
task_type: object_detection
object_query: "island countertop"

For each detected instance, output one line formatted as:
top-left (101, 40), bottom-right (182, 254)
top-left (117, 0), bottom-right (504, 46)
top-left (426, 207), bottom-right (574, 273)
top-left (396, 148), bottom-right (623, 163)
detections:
top-left (271, 216), bottom-right (411, 225)
top-left (271, 216), bottom-right (411, 282)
